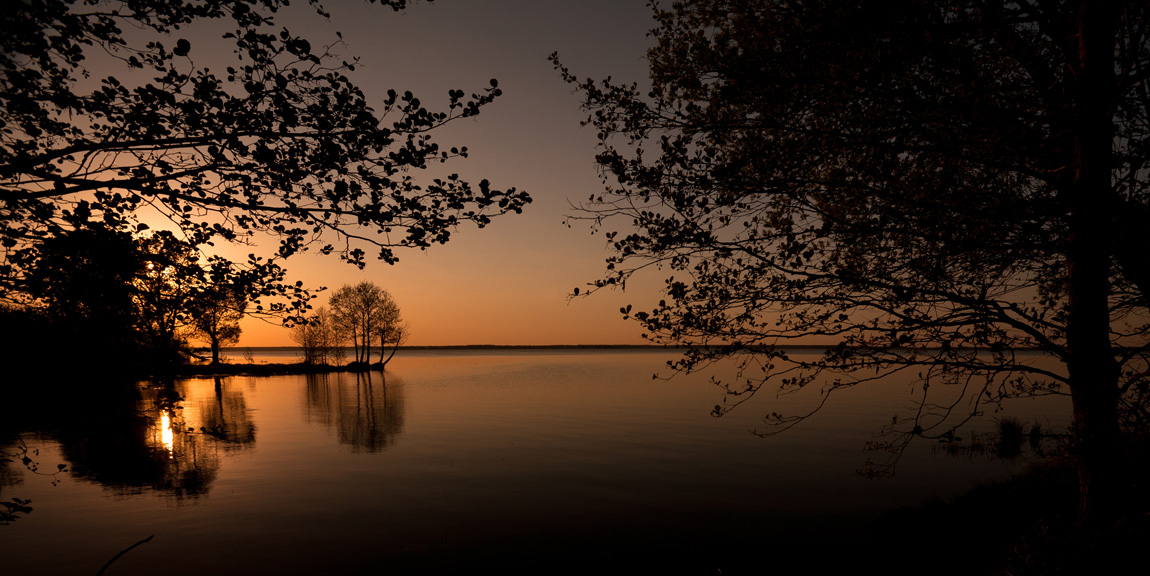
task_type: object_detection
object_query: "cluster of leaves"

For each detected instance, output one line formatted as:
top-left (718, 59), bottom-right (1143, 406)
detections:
top-left (1, 0), bottom-right (530, 321)
top-left (6, 221), bottom-right (256, 369)
top-left (555, 0), bottom-right (1150, 470)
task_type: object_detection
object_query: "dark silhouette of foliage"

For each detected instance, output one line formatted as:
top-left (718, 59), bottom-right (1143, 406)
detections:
top-left (190, 287), bottom-right (245, 365)
top-left (19, 225), bottom-right (144, 359)
top-left (377, 312), bottom-right (409, 367)
top-left (1, 0), bottom-right (530, 324)
top-left (290, 304), bottom-right (343, 365)
top-left (131, 231), bottom-right (206, 363)
top-left (328, 281), bottom-right (403, 365)
top-left (555, 0), bottom-right (1149, 522)
top-left (16, 223), bottom-right (239, 367)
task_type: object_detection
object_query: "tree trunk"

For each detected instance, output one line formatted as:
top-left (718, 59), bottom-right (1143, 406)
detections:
top-left (382, 339), bottom-right (399, 367)
top-left (1064, 0), bottom-right (1121, 525)
top-left (362, 313), bottom-right (372, 364)
top-left (360, 316), bottom-right (371, 363)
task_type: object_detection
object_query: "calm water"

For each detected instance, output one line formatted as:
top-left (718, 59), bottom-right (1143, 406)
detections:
top-left (1, 350), bottom-right (1069, 574)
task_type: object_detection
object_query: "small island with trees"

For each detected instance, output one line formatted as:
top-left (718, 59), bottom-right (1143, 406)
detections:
top-left (289, 281), bottom-right (408, 369)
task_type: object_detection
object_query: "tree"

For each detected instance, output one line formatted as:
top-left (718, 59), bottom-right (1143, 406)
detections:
top-left (19, 222), bottom-right (206, 365)
top-left (328, 281), bottom-right (403, 365)
top-left (555, 0), bottom-right (1150, 522)
top-left (1, 0), bottom-right (530, 321)
top-left (131, 230), bottom-right (205, 363)
top-left (290, 305), bottom-right (342, 365)
top-left (190, 286), bottom-right (245, 365)
top-left (377, 300), bottom-right (408, 367)
top-left (290, 311), bottom-right (325, 365)
top-left (20, 223), bottom-right (145, 360)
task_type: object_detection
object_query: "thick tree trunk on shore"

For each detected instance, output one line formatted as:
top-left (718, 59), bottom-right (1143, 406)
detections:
top-left (1065, 0), bottom-right (1121, 524)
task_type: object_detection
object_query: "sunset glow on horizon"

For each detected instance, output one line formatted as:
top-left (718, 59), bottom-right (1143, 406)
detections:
top-left (191, 1), bottom-right (664, 347)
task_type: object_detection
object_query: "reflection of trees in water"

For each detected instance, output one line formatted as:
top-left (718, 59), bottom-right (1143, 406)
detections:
top-left (55, 378), bottom-right (256, 500)
top-left (0, 438), bottom-right (25, 499)
top-left (304, 371), bottom-right (405, 452)
top-left (199, 377), bottom-right (257, 448)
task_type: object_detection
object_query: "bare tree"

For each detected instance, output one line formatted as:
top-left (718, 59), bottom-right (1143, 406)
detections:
top-left (329, 281), bottom-right (404, 366)
top-left (378, 317), bottom-right (409, 367)
top-left (290, 305), bottom-right (341, 366)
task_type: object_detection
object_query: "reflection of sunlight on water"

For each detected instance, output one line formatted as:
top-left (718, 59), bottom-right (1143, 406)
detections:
top-left (160, 410), bottom-right (174, 458)
top-left (3, 353), bottom-right (1078, 576)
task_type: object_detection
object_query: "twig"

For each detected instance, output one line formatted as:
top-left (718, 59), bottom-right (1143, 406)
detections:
top-left (95, 535), bottom-right (154, 576)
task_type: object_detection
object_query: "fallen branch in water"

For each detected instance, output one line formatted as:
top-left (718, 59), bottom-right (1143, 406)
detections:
top-left (95, 535), bottom-right (154, 576)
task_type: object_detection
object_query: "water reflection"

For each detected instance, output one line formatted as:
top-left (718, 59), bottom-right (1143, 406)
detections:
top-left (1, 353), bottom-right (1075, 576)
top-left (2, 369), bottom-right (402, 506)
top-left (159, 410), bottom-right (175, 456)
top-left (201, 377), bottom-right (257, 447)
top-left (304, 371), bottom-right (405, 452)
top-left (56, 378), bottom-right (256, 499)
top-left (0, 438), bottom-right (27, 501)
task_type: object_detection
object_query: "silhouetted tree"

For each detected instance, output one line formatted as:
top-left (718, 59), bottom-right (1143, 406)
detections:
top-left (378, 317), bottom-right (409, 367)
top-left (329, 281), bottom-right (402, 364)
top-left (18, 223), bottom-right (230, 366)
top-left (556, 0), bottom-right (1149, 522)
top-left (190, 287), bottom-right (245, 365)
top-left (1, 0), bottom-right (530, 321)
top-left (291, 305), bottom-right (343, 365)
top-left (20, 224), bottom-right (144, 361)
top-left (131, 231), bottom-right (204, 364)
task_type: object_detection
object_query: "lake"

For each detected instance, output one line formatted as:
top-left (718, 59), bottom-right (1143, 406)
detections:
top-left (0, 349), bottom-right (1069, 574)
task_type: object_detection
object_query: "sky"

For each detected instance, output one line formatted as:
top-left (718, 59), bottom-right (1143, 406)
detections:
top-left (203, 0), bottom-right (666, 346)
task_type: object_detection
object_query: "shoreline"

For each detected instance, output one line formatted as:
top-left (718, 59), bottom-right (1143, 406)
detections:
top-left (210, 343), bottom-right (1052, 352)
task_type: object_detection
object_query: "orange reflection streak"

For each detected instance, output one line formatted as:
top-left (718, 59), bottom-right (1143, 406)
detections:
top-left (160, 410), bottom-right (175, 459)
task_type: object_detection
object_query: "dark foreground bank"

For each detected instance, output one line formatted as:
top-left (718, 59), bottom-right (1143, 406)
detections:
top-left (859, 444), bottom-right (1149, 576)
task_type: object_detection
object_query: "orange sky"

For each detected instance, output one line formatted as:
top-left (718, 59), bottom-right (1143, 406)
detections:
top-left (200, 1), bottom-right (663, 346)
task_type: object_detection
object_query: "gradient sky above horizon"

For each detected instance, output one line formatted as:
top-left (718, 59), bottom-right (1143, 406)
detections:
top-left (194, 0), bottom-right (664, 346)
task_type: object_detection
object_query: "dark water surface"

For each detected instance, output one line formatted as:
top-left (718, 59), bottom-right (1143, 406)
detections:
top-left (1, 350), bottom-right (1068, 574)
